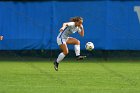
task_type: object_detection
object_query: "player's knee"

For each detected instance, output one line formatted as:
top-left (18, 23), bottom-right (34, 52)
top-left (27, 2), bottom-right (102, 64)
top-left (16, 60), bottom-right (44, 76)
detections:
top-left (63, 50), bottom-right (69, 55)
top-left (77, 40), bottom-right (80, 45)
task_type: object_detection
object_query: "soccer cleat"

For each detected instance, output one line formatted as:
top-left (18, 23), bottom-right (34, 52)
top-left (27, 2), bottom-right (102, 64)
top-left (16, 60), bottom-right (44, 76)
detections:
top-left (54, 61), bottom-right (59, 71)
top-left (76, 55), bottom-right (86, 60)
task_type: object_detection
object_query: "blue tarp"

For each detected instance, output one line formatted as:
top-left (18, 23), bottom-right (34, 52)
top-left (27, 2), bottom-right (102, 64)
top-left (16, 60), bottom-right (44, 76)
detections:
top-left (0, 1), bottom-right (140, 50)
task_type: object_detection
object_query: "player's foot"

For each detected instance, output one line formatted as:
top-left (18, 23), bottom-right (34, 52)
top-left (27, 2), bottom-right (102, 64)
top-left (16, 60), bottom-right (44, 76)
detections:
top-left (76, 55), bottom-right (86, 60)
top-left (54, 61), bottom-right (59, 71)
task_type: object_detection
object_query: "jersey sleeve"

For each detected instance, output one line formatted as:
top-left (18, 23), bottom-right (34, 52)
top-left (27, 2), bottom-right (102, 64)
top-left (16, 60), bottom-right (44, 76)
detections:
top-left (67, 22), bottom-right (75, 26)
top-left (60, 22), bottom-right (75, 30)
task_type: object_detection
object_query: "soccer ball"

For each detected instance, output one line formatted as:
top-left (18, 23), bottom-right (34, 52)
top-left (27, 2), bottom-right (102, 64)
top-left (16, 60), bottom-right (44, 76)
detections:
top-left (85, 42), bottom-right (94, 51)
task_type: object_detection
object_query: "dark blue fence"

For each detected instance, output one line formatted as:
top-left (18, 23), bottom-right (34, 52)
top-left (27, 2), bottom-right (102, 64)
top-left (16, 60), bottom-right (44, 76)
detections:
top-left (0, 1), bottom-right (140, 50)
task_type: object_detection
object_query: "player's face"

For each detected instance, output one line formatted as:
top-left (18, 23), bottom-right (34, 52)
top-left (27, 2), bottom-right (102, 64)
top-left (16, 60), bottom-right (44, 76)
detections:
top-left (76, 20), bottom-right (83, 27)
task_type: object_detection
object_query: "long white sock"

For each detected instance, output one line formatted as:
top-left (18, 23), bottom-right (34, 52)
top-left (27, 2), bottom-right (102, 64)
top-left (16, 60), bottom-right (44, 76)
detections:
top-left (74, 45), bottom-right (80, 56)
top-left (56, 52), bottom-right (65, 63)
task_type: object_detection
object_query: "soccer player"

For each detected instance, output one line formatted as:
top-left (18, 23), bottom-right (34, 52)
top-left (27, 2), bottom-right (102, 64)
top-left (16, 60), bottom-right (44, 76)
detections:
top-left (0, 36), bottom-right (3, 40)
top-left (54, 16), bottom-right (86, 71)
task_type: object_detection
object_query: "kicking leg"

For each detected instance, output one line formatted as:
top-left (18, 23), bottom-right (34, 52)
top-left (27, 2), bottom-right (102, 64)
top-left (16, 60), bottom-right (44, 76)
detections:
top-left (66, 37), bottom-right (86, 60)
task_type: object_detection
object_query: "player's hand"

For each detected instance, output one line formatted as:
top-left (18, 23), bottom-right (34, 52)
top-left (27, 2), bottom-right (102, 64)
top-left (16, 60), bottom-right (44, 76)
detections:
top-left (59, 29), bottom-right (63, 32)
top-left (0, 36), bottom-right (3, 40)
top-left (79, 25), bottom-right (83, 30)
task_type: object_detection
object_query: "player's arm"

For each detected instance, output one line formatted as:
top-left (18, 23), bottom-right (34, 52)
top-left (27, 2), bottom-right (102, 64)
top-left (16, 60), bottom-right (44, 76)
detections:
top-left (78, 25), bottom-right (84, 37)
top-left (59, 22), bottom-right (74, 32)
top-left (59, 23), bottom-right (69, 32)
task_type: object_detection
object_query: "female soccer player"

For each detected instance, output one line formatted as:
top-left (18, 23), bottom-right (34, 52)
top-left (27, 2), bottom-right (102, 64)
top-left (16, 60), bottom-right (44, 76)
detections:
top-left (0, 36), bottom-right (3, 40)
top-left (54, 16), bottom-right (86, 71)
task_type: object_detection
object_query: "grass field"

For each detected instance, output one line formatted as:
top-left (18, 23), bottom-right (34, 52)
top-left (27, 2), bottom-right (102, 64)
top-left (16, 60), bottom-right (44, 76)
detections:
top-left (0, 58), bottom-right (140, 93)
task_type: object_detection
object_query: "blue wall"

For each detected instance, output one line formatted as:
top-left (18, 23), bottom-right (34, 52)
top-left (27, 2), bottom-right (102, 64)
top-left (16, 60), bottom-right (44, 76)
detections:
top-left (0, 1), bottom-right (140, 50)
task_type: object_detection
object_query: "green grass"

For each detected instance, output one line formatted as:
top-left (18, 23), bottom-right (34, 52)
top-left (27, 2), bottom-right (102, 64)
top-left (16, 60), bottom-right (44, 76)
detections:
top-left (0, 59), bottom-right (140, 93)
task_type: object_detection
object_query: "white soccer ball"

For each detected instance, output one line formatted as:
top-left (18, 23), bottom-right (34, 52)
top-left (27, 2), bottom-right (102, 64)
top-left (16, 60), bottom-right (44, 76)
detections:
top-left (85, 42), bottom-right (94, 51)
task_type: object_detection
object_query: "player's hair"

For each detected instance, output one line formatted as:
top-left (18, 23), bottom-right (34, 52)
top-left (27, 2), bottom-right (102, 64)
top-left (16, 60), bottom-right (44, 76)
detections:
top-left (70, 16), bottom-right (83, 22)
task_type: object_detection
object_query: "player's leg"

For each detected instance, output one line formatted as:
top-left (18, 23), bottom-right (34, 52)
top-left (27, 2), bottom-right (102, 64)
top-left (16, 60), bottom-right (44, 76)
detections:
top-left (66, 37), bottom-right (80, 56)
top-left (57, 43), bottom-right (68, 63)
top-left (54, 38), bottom-right (69, 71)
top-left (66, 37), bottom-right (86, 60)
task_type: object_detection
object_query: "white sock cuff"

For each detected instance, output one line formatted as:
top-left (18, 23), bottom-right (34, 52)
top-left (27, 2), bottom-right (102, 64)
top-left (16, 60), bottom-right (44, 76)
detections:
top-left (56, 52), bottom-right (65, 63)
top-left (74, 45), bottom-right (80, 56)
top-left (74, 45), bottom-right (80, 49)
top-left (60, 52), bottom-right (65, 56)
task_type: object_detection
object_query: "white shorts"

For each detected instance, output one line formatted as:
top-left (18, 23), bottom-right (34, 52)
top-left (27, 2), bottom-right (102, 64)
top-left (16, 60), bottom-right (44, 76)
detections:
top-left (57, 37), bottom-right (68, 45)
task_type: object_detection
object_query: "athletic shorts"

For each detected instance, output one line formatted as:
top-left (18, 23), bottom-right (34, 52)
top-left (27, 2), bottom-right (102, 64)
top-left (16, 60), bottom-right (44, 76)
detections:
top-left (57, 37), bottom-right (69, 45)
